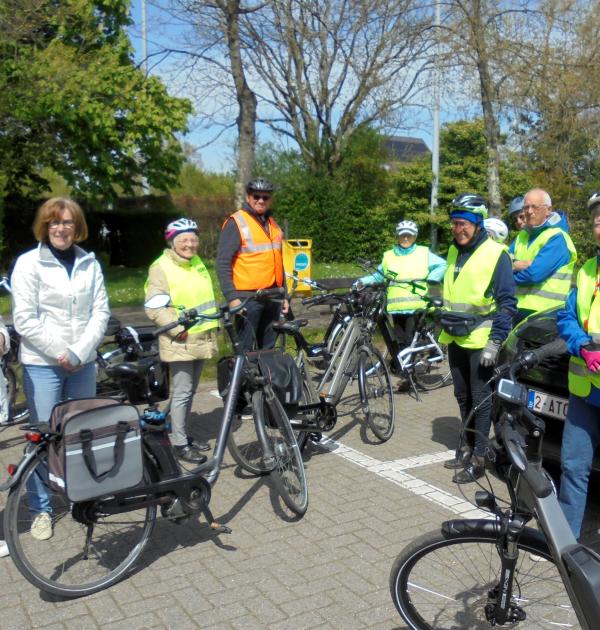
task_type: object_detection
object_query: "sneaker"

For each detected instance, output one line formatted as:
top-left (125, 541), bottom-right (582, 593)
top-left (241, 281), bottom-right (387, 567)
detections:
top-left (31, 512), bottom-right (53, 541)
top-left (174, 444), bottom-right (208, 464)
top-left (0, 540), bottom-right (9, 557)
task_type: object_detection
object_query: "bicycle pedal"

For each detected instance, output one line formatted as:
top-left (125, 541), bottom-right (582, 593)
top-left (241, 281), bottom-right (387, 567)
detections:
top-left (210, 522), bottom-right (232, 535)
top-left (309, 432), bottom-right (323, 443)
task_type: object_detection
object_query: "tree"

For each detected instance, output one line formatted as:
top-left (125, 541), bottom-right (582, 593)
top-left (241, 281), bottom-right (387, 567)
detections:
top-left (439, 0), bottom-right (539, 215)
top-left (0, 0), bottom-right (191, 201)
top-left (243, 0), bottom-right (435, 175)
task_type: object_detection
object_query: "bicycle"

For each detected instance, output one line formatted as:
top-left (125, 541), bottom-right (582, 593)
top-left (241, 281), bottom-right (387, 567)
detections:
top-left (1, 288), bottom-right (307, 598)
top-left (350, 260), bottom-right (452, 400)
top-left (0, 276), bottom-right (29, 424)
top-left (272, 283), bottom-right (395, 442)
top-left (389, 338), bottom-right (600, 629)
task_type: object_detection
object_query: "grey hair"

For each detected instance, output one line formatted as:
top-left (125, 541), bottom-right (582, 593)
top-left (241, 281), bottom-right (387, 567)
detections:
top-left (525, 188), bottom-right (552, 206)
top-left (591, 205), bottom-right (600, 223)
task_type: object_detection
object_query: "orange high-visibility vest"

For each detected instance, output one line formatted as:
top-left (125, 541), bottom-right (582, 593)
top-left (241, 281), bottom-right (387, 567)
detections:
top-left (228, 209), bottom-right (284, 290)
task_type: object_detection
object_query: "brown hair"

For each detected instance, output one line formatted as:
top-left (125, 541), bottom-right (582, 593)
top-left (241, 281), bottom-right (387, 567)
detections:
top-left (32, 197), bottom-right (88, 243)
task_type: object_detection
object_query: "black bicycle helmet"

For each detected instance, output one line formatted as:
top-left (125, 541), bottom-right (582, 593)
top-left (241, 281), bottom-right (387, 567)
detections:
top-left (246, 178), bottom-right (275, 193)
top-left (452, 193), bottom-right (488, 212)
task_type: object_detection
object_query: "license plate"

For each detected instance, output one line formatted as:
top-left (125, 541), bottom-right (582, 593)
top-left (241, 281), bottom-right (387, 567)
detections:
top-left (527, 389), bottom-right (569, 421)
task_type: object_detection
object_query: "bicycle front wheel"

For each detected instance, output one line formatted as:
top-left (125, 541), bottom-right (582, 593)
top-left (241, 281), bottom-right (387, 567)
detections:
top-left (390, 525), bottom-right (580, 629)
top-left (254, 391), bottom-right (308, 517)
top-left (227, 410), bottom-right (271, 476)
top-left (5, 450), bottom-right (156, 598)
top-left (358, 346), bottom-right (395, 441)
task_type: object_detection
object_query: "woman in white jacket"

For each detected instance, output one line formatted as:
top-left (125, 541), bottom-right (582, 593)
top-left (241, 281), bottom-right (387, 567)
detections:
top-left (12, 197), bottom-right (110, 541)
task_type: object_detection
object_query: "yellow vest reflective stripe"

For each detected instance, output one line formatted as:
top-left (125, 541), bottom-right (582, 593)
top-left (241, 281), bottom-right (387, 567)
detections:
top-left (513, 227), bottom-right (576, 312)
top-left (152, 253), bottom-right (218, 335)
top-left (568, 257), bottom-right (600, 397)
top-left (439, 239), bottom-right (504, 349)
top-left (382, 246), bottom-right (429, 312)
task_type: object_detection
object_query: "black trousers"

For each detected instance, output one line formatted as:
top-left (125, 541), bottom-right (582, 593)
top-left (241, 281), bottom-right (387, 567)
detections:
top-left (235, 297), bottom-right (282, 352)
top-left (448, 342), bottom-right (494, 457)
top-left (391, 313), bottom-right (417, 348)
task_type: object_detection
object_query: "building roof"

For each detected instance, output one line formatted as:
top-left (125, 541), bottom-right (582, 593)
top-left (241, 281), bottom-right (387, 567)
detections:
top-left (384, 136), bottom-right (430, 162)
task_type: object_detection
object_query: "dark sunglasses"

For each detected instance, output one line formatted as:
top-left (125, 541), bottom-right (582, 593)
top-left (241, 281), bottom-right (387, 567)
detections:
top-left (251, 193), bottom-right (272, 202)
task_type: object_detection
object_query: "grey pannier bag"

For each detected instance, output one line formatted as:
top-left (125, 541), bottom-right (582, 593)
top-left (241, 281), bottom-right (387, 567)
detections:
top-left (47, 397), bottom-right (144, 502)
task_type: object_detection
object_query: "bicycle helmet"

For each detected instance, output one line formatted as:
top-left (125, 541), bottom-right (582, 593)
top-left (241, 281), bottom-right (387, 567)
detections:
top-left (395, 220), bottom-right (418, 237)
top-left (164, 217), bottom-right (199, 241)
top-left (246, 178), bottom-right (275, 193)
top-left (587, 192), bottom-right (600, 212)
top-left (508, 195), bottom-right (524, 216)
top-left (484, 217), bottom-right (509, 243)
top-left (450, 193), bottom-right (488, 224)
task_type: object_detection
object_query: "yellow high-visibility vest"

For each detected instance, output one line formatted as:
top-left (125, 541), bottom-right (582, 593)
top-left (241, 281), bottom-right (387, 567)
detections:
top-left (568, 257), bottom-right (600, 397)
top-left (439, 239), bottom-right (504, 349)
top-left (513, 228), bottom-right (576, 312)
top-left (382, 246), bottom-right (429, 312)
top-left (148, 253), bottom-right (218, 335)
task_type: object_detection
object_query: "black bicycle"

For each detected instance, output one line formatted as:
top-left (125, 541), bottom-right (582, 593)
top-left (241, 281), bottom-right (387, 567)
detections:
top-left (1, 289), bottom-right (307, 598)
top-left (389, 338), bottom-right (600, 629)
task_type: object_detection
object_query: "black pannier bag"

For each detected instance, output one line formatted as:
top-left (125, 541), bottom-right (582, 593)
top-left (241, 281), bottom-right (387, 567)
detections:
top-left (217, 349), bottom-right (303, 411)
top-left (439, 311), bottom-right (483, 337)
top-left (47, 398), bottom-right (144, 502)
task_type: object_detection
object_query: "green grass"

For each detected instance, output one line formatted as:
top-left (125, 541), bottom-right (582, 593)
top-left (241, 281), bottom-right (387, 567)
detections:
top-left (0, 260), bottom-right (362, 315)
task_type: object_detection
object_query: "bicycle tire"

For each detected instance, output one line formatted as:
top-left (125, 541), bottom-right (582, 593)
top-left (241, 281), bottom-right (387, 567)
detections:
top-left (254, 390), bottom-right (308, 516)
top-left (3, 364), bottom-right (30, 424)
top-left (5, 449), bottom-right (156, 598)
top-left (358, 346), bottom-right (395, 441)
top-left (412, 341), bottom-right (453, 391)
top-left (227, 410), bottom-right (271, 476)
top-left (390, 524), bottom-right (580, 629)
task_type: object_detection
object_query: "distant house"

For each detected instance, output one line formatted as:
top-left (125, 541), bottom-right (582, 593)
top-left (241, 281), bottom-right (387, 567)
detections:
top-left (384, 136), bottom-right (430, 168)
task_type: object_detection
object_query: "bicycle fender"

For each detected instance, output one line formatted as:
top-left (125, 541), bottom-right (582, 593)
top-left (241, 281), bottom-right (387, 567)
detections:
top-left (0, 447), bottom-right (38, 492)
top-left (441, 519), bottom-right (549, 550)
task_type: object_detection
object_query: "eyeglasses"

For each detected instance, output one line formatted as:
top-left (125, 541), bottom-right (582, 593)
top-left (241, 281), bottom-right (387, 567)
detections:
top-left (522, 204), bottom-right (547, 211)
top-left (251, 194), bottom-right (272, 202)
top-left (48, 220), bottom-right (75, 230)
top-left (450, 220), bottom-right (473, 229)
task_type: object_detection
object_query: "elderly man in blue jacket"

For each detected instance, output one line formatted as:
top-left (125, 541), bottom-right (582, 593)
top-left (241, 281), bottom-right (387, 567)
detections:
top-left (509, 188), bottom-right (576, 324)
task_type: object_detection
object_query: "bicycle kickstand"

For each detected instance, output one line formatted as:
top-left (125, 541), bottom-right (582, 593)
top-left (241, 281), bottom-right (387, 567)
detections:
top-left (407, 371), bottom-right (422, 403)
top-left (201, 504), bottom-right (232, 535)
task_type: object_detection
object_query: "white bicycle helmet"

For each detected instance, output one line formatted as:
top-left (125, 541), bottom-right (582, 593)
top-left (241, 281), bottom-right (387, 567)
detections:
top-left (587, 192), bottom-right (600, 213)
top-left (395, 220), bottom-right (418, 237)
top-left (165, 217), bottom-right (199, 241)
top-left (484, 217), bottom-right (509, 243)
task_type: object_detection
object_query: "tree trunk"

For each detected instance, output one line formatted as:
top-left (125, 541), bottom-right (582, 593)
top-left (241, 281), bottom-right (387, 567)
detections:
top-left (225, 0), bottom-right (257, 208)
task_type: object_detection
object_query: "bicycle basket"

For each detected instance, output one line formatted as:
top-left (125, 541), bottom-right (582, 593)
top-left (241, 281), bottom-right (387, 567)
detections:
top-left (47, 397), bottom-right (144, 502)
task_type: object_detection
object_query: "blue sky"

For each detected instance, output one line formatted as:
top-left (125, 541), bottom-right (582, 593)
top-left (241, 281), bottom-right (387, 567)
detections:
top-left (127, 1), bottom-right (465, 174)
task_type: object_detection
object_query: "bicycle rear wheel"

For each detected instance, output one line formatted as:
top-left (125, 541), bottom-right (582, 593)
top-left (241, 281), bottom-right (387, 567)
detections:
top-left (254, 391), bottom-right (308, 517)
top-left (390, 525), bottom-right (580, 629)
top-left (412, 339), bottom-right (452, 392)
top-left (358, 346), bottom-right (395, 441)
top-left (5, 450), bottom-right (156, 598)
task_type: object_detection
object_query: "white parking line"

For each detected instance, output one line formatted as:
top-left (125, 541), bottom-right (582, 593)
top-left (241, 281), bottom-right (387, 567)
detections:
top-left (317, 437), bottom-right (490, 519)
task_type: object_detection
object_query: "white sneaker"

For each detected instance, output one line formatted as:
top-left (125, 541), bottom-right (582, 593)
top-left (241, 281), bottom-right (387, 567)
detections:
top-left (0, 540), bottom-right (9, 557)
top-left (31, 512), bottom-right (53, 541)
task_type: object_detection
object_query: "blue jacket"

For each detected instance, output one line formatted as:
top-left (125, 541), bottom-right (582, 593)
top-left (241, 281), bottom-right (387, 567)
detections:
top-left (359, 244), bottom-right (446, 313)
top-left (510, 211), bottom-right (573, 286)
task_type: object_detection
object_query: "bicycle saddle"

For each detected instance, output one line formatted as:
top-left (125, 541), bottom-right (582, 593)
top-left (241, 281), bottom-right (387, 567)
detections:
top-left (272, 319), bottom-right (309, 334)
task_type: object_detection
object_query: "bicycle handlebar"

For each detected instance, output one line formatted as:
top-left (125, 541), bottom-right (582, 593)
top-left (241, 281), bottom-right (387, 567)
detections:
top-left (153, 287), bottom-right (286, 337)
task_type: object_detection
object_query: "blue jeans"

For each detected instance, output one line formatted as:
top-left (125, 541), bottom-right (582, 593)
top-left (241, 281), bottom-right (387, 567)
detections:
top-left (558, 394), bottom-right (600, 539)
top-left (23, 363), bottom-right (96, 515)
